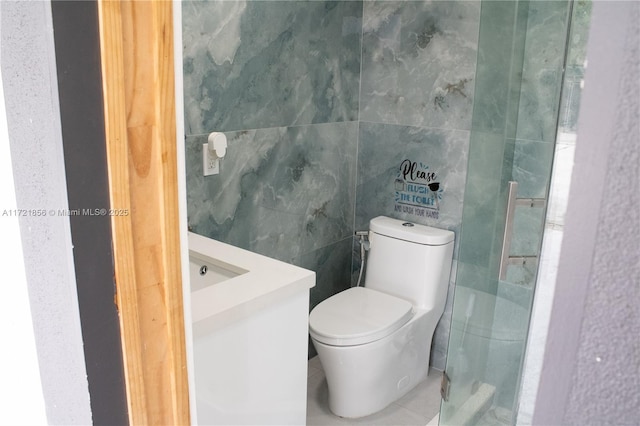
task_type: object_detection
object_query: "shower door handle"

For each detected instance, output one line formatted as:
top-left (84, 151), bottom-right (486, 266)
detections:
top-left (499, 181), bottom-right (546, 280)
top-left (499, 181), bottom-right (519, 281)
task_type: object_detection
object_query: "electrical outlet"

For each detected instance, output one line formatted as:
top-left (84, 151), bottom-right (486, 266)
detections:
top-left (203, 143), bottom-right (220, 176)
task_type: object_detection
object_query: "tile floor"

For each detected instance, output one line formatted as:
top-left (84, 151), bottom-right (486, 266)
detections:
top-left (307, 356), bottom-right (442, 426)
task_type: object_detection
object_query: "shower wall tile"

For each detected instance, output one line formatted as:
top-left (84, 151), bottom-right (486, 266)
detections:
top-left (186, 122), bottom-right (358, 262)
top-left (512, 138), bottom-right (554, 199)
top-left (355, 122), bottom-right (470, 243)
top-left (359, 1), bottom-right (480, 130)
top-left (447, 132), bottom-right (515, 276)
top-left (515, 0), bottom-right (571, 142)
top-left (471, 0), bottom-right (529, 137)
top-left (182, 0), bottom-right (363, 134)
top-left (455, 259), bottom-right (497, 301)
top-left (485, 338), bottom-right (527, 410)
top-left (497, 280), bottom-right (534, 311)
top-left (462, 132), bottom-right (515, 207)
top-left (504, 259), bottom-right (539, 288)
top-left (509, 205), bottom-right (546, 258)
top-left (485, 281), bottom-right (533, 408)
top-left (455, 129), bottom-right (520, 293)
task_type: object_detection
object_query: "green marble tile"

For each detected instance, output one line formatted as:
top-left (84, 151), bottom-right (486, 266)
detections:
top-left (515, 0), bottom-right (571, 142)
top-left (360, 1), bottom-right (480, 130)
top-left (183, 0), bottom-right (363, 133)
top-left (186, 122), bottom-right (358, 262)
top-left (512, 138), bottom-right (554, 199)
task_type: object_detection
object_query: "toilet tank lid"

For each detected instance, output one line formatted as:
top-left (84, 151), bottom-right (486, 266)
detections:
top-left (370, 216), bottom-right (454, 245)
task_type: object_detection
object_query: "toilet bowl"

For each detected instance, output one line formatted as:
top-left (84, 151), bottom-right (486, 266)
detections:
top-left (309, 216), bottom-right (454, 418)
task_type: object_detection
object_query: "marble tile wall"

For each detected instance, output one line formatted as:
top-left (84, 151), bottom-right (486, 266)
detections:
top-left (359, 1), bottom-right (480, 130)
top-left (355, 1), bottom-right (481, 370)
top-left (515, 1), bottom-right (570, 144)
top-left (183, 0), bottom-right (363, 134)
top-left (183, 0), bottom-right (364, 339)
top-left (183, 0), bottom-right (483, 368)
top-left (185, 123), bottom-right (358, 263)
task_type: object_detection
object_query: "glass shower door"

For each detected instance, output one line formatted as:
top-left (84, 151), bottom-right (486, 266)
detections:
top-left (440, 0), bottom-right (573, 424)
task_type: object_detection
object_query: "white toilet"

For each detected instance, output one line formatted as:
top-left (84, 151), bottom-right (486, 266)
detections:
top-left (309, 216), bottom-right (454, 418)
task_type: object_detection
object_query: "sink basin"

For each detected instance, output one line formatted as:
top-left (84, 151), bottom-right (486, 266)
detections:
top-left (189, 251), bottom-right (248, 291)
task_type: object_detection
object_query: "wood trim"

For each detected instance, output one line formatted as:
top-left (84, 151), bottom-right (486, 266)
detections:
top-left (97, 1), bottom-right (190, 424)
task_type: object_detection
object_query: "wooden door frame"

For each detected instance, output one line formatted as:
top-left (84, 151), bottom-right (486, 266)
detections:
top-left (97, 1), bottom-right (190, 424)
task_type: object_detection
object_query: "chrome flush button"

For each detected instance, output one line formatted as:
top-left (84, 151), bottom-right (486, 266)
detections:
top-left (402, 222), bottom-right (414, 227)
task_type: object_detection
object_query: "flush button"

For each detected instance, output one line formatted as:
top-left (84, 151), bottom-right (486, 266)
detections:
top-left (402, 222), bottom-right (414, 227)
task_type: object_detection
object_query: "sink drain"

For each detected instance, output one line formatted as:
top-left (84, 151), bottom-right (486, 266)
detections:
top-left (199, 265), bottom-right (208, 276)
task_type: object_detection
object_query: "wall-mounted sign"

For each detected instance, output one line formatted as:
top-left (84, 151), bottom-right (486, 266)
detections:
top-left (394, 159), bottom-right (441, 219)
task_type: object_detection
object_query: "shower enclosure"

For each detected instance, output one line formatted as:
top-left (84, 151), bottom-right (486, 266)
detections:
top-left (440, 0), bottom-right (589, 424)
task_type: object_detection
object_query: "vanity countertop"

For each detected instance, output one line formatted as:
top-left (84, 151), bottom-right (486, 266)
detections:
top-left (188, 232), bottom-right (315, 329)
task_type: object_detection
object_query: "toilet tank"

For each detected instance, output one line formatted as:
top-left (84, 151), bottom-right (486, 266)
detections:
top-left (365, 216), bottom-right (454, 311)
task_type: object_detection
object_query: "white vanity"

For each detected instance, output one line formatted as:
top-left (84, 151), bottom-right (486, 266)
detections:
top-left (188, 232), bottom-right (315, 425)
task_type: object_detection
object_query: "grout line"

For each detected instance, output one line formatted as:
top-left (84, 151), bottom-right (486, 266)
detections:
top-left (356, 1), bottom-right (365, 124)
top-left (185, 120), bottom-right (361, 139)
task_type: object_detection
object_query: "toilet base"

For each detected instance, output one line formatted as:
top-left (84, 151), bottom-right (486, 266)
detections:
top-left (311, 309), bottom-right (439, 418)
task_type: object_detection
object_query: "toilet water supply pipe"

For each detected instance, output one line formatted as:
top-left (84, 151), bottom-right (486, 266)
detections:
top-left (355, 231), bottom-right (370, 287)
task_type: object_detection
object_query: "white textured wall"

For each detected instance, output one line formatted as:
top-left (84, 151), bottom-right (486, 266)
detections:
top-left (533, 1), bottom-right (640, 424)
top-left (0, 16), bottom-right (48, 424)
top-left (0, 1), bottom-right (92, 424)
top-left (563, 1), bottom-right (640, 422)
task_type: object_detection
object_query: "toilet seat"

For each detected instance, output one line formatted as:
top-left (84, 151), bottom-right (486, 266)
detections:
top-left (309, 287), bottom-right (414, 346)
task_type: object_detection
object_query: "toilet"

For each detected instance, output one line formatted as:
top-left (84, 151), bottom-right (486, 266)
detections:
top-left (309, 216), bottom-right (454, 418)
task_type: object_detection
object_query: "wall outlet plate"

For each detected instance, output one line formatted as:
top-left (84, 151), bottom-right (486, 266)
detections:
top-left (203, 143), bottom-right (219, 176)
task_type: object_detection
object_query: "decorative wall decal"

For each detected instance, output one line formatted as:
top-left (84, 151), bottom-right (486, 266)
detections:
top-left (394, 159), bottom-right (442, 219)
